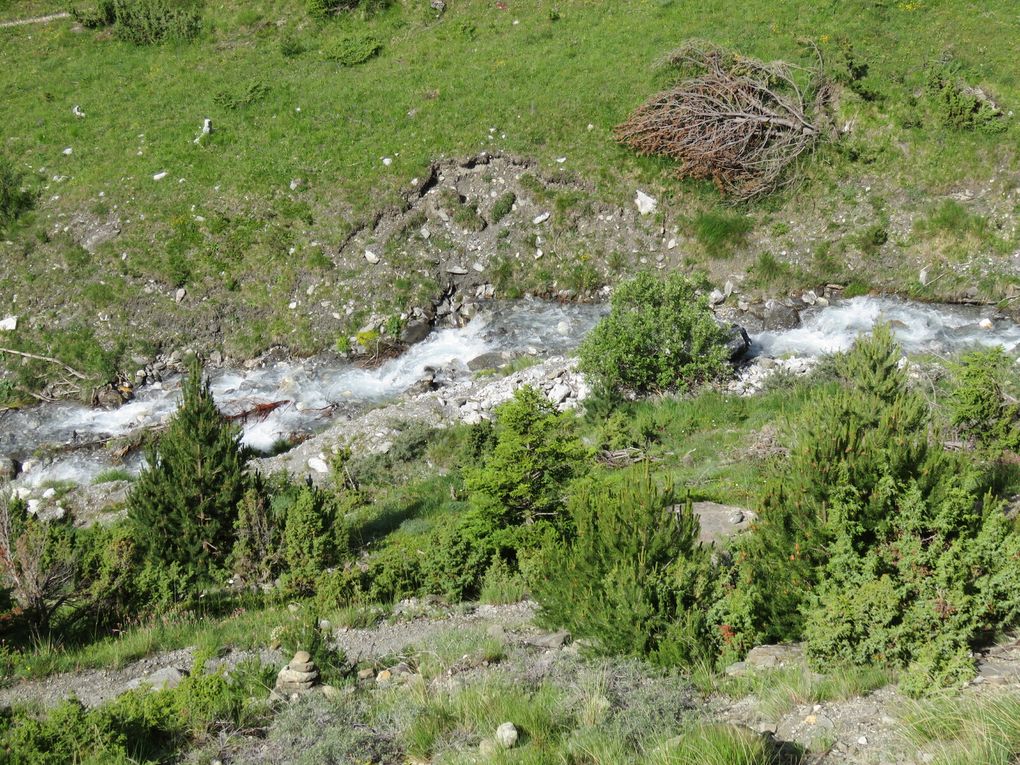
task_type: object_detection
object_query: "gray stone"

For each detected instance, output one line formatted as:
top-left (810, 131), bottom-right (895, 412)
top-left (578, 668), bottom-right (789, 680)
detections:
top-left (128, 666), bottom-right (187, 692)
top-left (400, 319), bottom-right (431, 345)
top-left (288, 660), bottom-right (316, 673)
top-left (725, 324), bottom-right (751, 360)
top-left (496, 722), bottom-right (519, 749)
top-left (277, 667), bottom-right (318, 685)
top-left (745, 643), bottom-right (804, 669)
top-left (690, 502), bottom-right (757, 545)
top-left (526, 630), bottom-right (571, 649)
top-left (446, 264), bottom-right (468, 275)
top-left (762, 300), bottom-right (800, 331)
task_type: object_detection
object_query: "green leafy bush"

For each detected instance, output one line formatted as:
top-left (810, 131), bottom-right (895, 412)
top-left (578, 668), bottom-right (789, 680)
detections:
top-left (281, 486), bottom-right (350, 595)
top-left (0, 656), bottom-right (272, 763)
top-left (465, 385), bottom-right (589, 526)
top-left (948, 346), bottom-right (1020, 453)
top-left (128, 358), bottom-right (252, 580)
top-left (0, 153), bottom-right (33, 232)
top-left (308, 0), bottom-right (390, 20)
top-left (321, 31), bottom-right (382, 66)
top-left (578, 272), bottom-right (730, 396)
top-left (78, 0), bottom-right (204, 44)
top-left (925, 58), bottom-right (1006, 133)
top-left (715, 327), bottom-right (1020, 694)
top-left (535, 472), bottom-right (717, 666)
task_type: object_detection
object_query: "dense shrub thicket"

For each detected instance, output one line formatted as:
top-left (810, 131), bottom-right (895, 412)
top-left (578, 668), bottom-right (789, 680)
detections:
top-left (578, 272), bottom-right (730, 396)
top-left (72, 0), bottom-right (203, 44)
top-left (535, 472), bottom-right (717, 666)
top-left (713, 327), bottom-right (1020, 694)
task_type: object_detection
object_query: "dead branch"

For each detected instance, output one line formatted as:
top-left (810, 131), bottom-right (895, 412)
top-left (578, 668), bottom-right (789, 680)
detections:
top-left (616, 41), bottom-right (832, 200)
top-left (224, 399), bottom-right (291, 424)
top-left (0, 347), bottom-right (88, 380)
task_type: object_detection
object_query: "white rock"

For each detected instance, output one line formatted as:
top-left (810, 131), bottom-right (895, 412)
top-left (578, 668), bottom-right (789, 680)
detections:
top-left (72, 105), bottom-right (85, 118)
top-left (532, 212), bottom-right (550, 225)
top-left (27, 499), bottom-right (40, 514)
top-left (382, 157), bottom-right (393, 166)
top-left (534, 248), bottom-right (543, 260)
top-left (979, 318), bottom-right (993, 330)
top-left (307, 457), bottom-right (330, 474)
top-left (42, 488), bottom-right (56, 499)
top-left (709, 289), bottom-right (725, 305)
top-left (548, 383), bottom-right (571, 404)
top-left (419, 226), bottom-right (430, 240)
top-left (63, 147), bottom-right (73, 156)
top-left (289, 178), bottom-right (303, 191)
top-left (857, 736), bottom-right (868, 746)
top-left (202, 118), bottom-right (212, 134)
top-left (364, 250), bottom-right (380, 264)
top-left (667, 238), bottom-right (677, 249)
top-left (495, 722), bottom-right (519, 749)
top-left (174, 288), bottom-right (187, 303)
top-left (153, 171), bottom-right (168, 181)
top-left (635, 190), bottom-right (657, 215)
top-left (919, 267), bottom-right (929, 286)
top-left (555, 156), bottom-right (567, 163)
top-left (0, 315), bottom-right (18, 331)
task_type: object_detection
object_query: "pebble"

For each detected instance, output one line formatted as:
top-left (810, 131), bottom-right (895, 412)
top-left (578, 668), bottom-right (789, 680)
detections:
top-left (532, 212), bottom-right (550, 225)
top-left (153, 171), bottom-right (167, 181)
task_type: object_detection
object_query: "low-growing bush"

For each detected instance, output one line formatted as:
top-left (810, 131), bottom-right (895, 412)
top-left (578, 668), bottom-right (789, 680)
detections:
top-left (321, 31), bottom-right (382, 66)
top-left (925, 58), bottom-right (1006, 133)
top-left (0, 655), bottom-right (273, 763)
top-left (308, 0), bottom-right (390, 19)
top-left (714, 327), bottom-right (1020, 694)
top-left (74, 0), bottom-right (204, 44)
top-left (948, 346), bottom-right (1020, 454)
top-left (0, 153), bottom-right (33, 232)
top-left (465, 385), bottom-right (590, 527)
top-left (578, 272), bottom-right (730, 396)
top-left (536, 471), bottom-right (718, 667)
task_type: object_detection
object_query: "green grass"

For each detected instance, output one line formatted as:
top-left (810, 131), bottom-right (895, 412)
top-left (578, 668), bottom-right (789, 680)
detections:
top-left (0, 0), bottom-right (1018, 380)
top-left (689, 211), bottom-right (754, 259)
top-left (900, 694), bottom-right (1020, 765)
top-left (699, 662), bottom-right (895, 721)
top-left (9, 603), bottom-right (290, 680)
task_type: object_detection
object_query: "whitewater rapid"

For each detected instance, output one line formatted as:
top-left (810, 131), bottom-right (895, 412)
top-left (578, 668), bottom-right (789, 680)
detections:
top-left (2, 296), bottom-right (1018, 489)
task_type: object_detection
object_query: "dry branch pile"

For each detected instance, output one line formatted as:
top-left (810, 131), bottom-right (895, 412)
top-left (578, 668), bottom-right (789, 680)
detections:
top-left (615, 41), bottom-right (833, 200)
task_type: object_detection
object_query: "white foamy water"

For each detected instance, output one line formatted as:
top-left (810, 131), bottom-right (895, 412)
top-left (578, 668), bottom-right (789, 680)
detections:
top-left (0, 301), bottom-right (607, 485)
top-left (753, 296), bottom-right (1020, 358)
top-left (3, 296), bottom-right (1018, 489)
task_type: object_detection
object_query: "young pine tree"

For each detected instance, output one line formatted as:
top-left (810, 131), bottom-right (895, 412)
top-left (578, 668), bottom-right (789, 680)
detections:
top-left (129, 358), bottom-right (251, 579)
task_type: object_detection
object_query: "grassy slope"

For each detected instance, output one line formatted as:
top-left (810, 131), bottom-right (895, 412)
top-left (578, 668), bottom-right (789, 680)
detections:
top-left (0, 0), bottom-right (1018, 389)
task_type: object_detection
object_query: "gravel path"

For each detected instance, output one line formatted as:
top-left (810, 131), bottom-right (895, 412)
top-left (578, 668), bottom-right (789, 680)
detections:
top-left (0, 12), bottom-right (70, 29)
top-left (0, 647), bottom-right (284, 710)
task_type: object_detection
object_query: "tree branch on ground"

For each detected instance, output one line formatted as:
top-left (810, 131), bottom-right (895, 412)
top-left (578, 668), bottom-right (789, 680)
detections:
top-left (615, 40), bottom-right (834, 200)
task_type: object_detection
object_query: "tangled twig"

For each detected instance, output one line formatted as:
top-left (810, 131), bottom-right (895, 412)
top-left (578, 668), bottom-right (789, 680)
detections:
top-left (615, 40), bottom-right (833, 200)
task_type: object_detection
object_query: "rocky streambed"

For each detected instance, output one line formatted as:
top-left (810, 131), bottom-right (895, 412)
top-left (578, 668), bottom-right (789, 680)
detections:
top-left (1, 295), bottom-right (1019, 521)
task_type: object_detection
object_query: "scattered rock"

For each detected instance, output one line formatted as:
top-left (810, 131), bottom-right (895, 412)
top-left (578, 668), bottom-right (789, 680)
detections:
top-left (307, 457), bottom-right (329, 474)
top-left (634, 189), bottom-right (657, 215)
top-left (153, 171), bottom-right (167, 181)
top-left (364, 250), bottom-right (380, 264)
top-left (526, 630), bottom-right (571, 650)
top-left (446, 264), bottom-right (469, 275)
top-left (744, 643), bottom-right (804, 670)
top-left (400, 319), bottom-right (432, 345)
top-left (691, 501), bottom-right (757, 545)
top-left (532, 212), bottom-right (550, 225)
top-left (495, 722), bottom-right (519, 749)
top-left (0, 315), bottom-right (17, 331)
top-left (126, 666), bottom-right (187, 692)
top-left (174, 287), bottom-right (187, 304)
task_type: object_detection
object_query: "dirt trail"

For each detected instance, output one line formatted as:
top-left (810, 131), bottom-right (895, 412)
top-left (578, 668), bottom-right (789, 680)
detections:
top-left (0, 11), bottom-right (69, 29)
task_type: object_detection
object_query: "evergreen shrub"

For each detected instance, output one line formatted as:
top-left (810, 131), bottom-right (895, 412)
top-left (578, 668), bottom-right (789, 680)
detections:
top-left (535, 471), bottom-right (718, 666)
top-left (578, 272), bottom-right (730, 396)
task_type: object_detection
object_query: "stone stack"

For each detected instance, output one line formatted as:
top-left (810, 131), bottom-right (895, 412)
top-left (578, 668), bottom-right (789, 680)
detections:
top-left (274, 651), bottom-right (319, 695)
